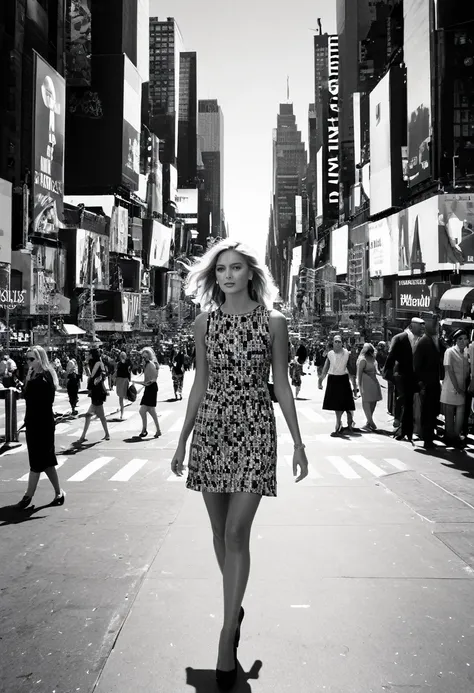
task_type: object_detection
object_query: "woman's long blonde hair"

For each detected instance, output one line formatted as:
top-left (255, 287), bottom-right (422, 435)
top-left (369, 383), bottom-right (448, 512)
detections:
top-left (27, 346), bottom-right (59, 390)
top-left (141, 347), bottom-right (158, 364)
top-left (185, 239), bottom-right (279, 310)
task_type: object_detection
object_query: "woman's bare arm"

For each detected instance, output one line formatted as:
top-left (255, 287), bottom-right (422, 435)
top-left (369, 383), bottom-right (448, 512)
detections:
top-left (177, 312), bottom-right (209, 447)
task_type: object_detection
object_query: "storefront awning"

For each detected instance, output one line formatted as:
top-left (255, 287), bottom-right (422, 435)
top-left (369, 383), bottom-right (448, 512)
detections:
top-left (62, 324), bottom-right (86, 336)
top-left (439, 286), bottom-right (474, 312)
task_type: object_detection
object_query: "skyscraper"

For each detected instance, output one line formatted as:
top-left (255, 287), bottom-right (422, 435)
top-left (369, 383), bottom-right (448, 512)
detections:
top-left (271, 103), bottom-right (307, 300)
top-left (149, 16), bottom-right (184, 164)
top-left (178, 52), bottom-right (197, 188)
top-left (198, 99), bottom-right (224, 238)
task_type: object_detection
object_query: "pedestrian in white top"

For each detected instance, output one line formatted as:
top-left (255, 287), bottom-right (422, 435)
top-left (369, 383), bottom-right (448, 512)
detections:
top-left (318, 335), bottom-right (356, 435)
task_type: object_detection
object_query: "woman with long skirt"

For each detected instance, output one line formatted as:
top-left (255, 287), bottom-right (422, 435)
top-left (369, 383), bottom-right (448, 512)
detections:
top-left (441, 329), bottom-right (470, 447)
top-left (318, 335), bottom-right (355, 435)
top-left (16, 346), bottom-right (65, 509)
top-left (170, 239), bottom-right (308, 690)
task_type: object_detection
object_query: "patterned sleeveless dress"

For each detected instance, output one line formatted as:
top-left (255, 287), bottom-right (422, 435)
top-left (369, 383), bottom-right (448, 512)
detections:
top-left (186, 304), bottom-right (277, 496)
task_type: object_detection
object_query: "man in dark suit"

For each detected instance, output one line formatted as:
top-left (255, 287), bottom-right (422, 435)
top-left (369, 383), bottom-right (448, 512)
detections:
top-left (384, 317), bottom-right (425, 441)
top-left (413, 314), bottom-right (445, 449)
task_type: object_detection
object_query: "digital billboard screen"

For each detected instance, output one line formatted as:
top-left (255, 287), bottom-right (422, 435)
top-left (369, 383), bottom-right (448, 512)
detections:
top-left (75, 229), bottom-right (110, 289)
top-left (0, 178), bottom-right (12, 265)
top-left (370, 71), bottom-right (392, 215)
top-left (65, 0), bottom-right (92, 86)
top-left (438, 194), bottom-right (474, 268)
top-left (122, 56), bottom-right (141, 190)
top-left (404, 0), bottom-right (432, 188)
top-left (32, 52), bottom-right (66, 237)
top-left (330, 224), bottom-right (348, 276)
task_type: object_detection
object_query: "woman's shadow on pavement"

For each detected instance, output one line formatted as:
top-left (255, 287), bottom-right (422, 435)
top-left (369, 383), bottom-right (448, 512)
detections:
top-left (0, 502), bottom-right (54, 527)
top-left (185, 659), bottom-right (262, 692)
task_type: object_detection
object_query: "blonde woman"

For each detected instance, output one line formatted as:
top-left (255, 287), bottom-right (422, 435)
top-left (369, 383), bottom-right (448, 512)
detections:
top-left (137, 347), bottom-right (161, 438)
top-left (16, 346), bottom-right (65, 509)
top-left (170, 239), bottom-right (308, 690)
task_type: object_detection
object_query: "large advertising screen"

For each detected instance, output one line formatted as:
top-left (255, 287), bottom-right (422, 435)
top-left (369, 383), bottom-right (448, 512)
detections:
top-left (110, 205), bottom-right (129, 254)
top-left (330, 224), bottom-right (348, 276)
top-left (122, 56), bottom-right (141, 190)
top-left (32, 52), bottom-right (66, 237)
top-left (0, 178), bottom-right (12, 265)
top-left (144, 220), bottom-right (173, 268)
top-left (369, 215), bottom-right (399, 277)
top-left (136, 0), bottom-right (149, 83)
top-left (175, 188), bottom-right (198, 217)
top-left (404, 0), bottom-right (432, 188)
top-left (326, 35), bottom-right (340, 214)
top-left (65, 0), bottom-right (92, 86)
top-left (370, 71), bottom-right (392, 215)
top-left (438, 194), bottom-right (474, 267)
top-left (75, 229), bottom-right (110, 289)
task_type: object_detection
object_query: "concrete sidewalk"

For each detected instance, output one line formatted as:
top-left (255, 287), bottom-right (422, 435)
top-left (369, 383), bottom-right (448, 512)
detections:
top-left (91, 460), bottom-right (474, 693)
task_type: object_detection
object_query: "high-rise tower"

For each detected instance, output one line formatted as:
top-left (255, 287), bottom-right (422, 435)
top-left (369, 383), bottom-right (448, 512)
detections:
top-left (198, 99), bottom-right (224, 239)
top-left (149, 16), bottom-right (184, 164)
top-left (178, 52), bottom-right (197, 188)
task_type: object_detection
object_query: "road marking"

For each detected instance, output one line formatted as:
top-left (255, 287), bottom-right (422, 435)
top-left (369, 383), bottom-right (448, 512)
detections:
top-left (67, 456), bottom-right (115, 482)
top-left (384, 458), bottom-right (409, 471)
top-left (17, 456), bottom-right (68, 481)
top-left (326, 456), bottom-right (361, 479)
top-left (109, 458), bottom-right (148, 482)
top-left (298, 409), bottom-right (327, 424)
top-left (348, 455), bottom-right (386, 478)
top-left (168, 416), bottom-right (185, 433)
top-left (284, 454), bottom-right (322, 478)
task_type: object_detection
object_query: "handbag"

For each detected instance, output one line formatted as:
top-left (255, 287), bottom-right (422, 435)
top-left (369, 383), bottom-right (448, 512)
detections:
top-left (127, 383), bottom-right (137, 402)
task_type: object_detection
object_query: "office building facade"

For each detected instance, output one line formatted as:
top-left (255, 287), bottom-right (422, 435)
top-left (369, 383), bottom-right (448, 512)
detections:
top-left (178, 52), bottom-right (197, 188)
top-left (198, 99), bottom-right (224, 239)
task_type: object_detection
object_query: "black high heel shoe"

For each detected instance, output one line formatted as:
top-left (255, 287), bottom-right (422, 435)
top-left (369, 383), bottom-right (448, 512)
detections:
top-left (216, 647), bottom-right (238, 691)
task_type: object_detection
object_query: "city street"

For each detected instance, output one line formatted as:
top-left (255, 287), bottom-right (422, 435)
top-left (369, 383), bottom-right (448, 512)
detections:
top-left (0, 369), bottom-right (474, 693)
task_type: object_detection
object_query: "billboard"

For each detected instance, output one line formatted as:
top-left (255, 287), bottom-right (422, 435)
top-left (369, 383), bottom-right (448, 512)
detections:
top-left (316, 146), bottom-right (323, 225)
top-left (136, 0), bottom-right (150, 83)
top-left (370, 71), bottom-right (392, 215)
top-left (395, 278), bottom-right (431, 313)
top-left (65, 0), bottom-right (92, 86)
top-left (295, 195), bottom-right (303, 234)
top-left (326, 35), bottom-right (340, 212)
top-left (32, 52), bottom-right (66, 237)
top-left (75, 229), bottom-right (110, 289)
top-left (438, 194), bottom-right (474, 267)
top-left (404, 0), bottom-right (432, 187)
top-left (143, 220), bottom-right (173, 268)
top-left (330, 224), bottom-right (348, 276)
top-left (369, 215), bottom-right (399, 277)
top-left (110, 205), bottom-right (129, 254)
top-left (175, 188), bottom-right (198, 217)
top-left (0, 178), bottom-right (12, 265)
top-left (123, 56), bottom-right (141, 190)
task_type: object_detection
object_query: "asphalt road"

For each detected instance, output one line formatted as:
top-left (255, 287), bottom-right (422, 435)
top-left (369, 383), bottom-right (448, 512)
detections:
top-left (0, 368), bottom-right (473, 693)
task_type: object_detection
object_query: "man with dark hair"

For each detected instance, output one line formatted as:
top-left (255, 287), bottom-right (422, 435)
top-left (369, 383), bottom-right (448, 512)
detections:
top-left (414, 314), bottom-right (444, 449)
top-left (384, 317), bottom-right (425, 441)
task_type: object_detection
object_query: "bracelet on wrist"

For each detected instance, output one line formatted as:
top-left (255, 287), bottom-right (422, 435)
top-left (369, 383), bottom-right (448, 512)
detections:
top-left (294, 443), bottom-right (306, 451)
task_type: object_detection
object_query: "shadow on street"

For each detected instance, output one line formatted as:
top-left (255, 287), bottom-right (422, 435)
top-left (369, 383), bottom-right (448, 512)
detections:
top-left (185, 659), bottom-right (262, 692)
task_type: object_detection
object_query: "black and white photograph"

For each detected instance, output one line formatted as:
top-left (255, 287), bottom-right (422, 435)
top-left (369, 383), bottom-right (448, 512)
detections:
top-left (1, 2), bottom-right (474, 693)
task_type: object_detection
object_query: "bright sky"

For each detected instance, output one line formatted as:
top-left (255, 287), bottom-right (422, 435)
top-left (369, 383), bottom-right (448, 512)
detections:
top-left (149, 0), bottom-right (336, 257)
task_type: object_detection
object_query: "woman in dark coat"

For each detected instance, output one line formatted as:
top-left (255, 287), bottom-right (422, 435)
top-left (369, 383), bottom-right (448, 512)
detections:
top-left (16, 346), bottom-right (65, 509)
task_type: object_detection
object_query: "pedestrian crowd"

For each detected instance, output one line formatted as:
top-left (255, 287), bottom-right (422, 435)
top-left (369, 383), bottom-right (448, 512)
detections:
top-left (291, 313), bottom-right (474, 449)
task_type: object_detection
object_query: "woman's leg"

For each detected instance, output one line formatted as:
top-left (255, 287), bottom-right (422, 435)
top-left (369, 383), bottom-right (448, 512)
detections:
top-left (370, 401), bottom-right (377, 425)
top-left (219, 492), bottom-right (262, 669)
top-left (362, 401), bottom-right (372, 425)
top-left (78, 412), bottom-right (92, 442)
top-left (96, 405), bottom-right (110, 438)
top-left (44, 466), bottom-right (61, 495)
top-left (139, 405), bottom-right (148, 434)
top-left (295, 384), bottom-right (301, 399)
top-left (119, 397), bottom-right (124, 419)
top-left (335, 410), bottom-right (343, 430)
top-left (25, 470), bottom-right (41, 499)
top-left (148, 406), bottom-right (161, 435)
top-left (444, 405), bottom-right (455, 440)
top-left (454, 404), bottom-right (465, 439)
top-left (202, 491), bottom-right (231, 575)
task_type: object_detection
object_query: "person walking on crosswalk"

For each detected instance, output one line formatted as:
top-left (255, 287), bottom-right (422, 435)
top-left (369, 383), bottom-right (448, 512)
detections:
top-left (137, 347), bottom-right (161, 438)
top-left (318, 335), bottom-right (356, 435)
top-left (16, 346), bottom-right (65, 509)
top-left (356, 343), bottom-right (382, 431)
top-left (115, 350), bottom-right (132, 420)
top-left (76, 348), bottom-right (110, 445)
top-left (170, 239), bottom-right (308, 690)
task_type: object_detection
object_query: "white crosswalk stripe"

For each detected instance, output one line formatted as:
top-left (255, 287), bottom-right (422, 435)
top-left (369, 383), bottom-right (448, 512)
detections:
top-left (109, 458), bottom-right (148, 482)
top-left (384, 458), bottom-right (409, 471)
top-left (326, 456), bottom-right (361, 479)
top-left (67, 456), bottom-right (114, 482)
top-left (299, 409), bottom-right (328, 424)
top-left (348, 455), bottom-right (386, 478)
